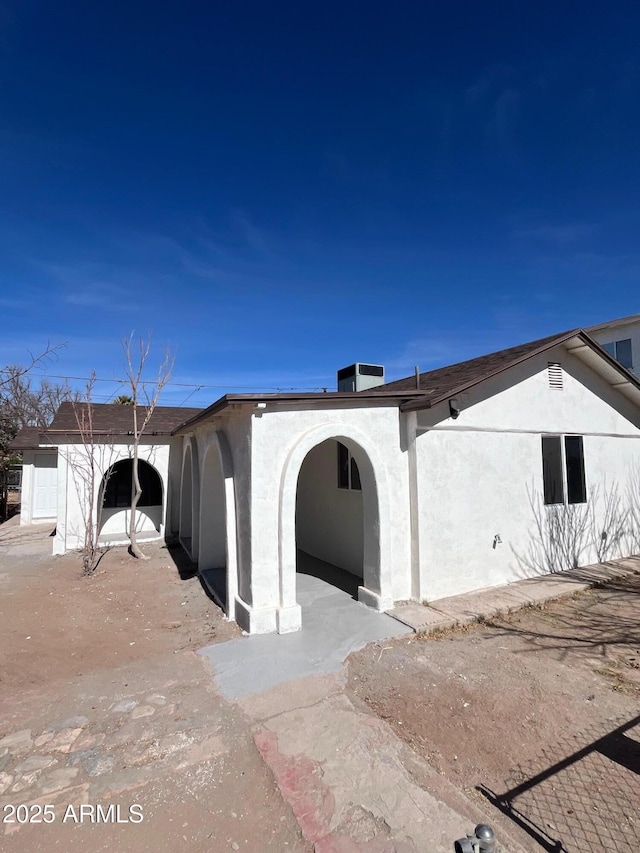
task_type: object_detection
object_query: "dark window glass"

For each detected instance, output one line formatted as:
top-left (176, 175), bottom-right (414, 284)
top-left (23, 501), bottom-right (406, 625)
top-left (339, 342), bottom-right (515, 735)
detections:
top-left (564, 436), bottom-right (587, 504)
top-left (350, 457), bottom-right (362, 490)
top-left (542, 436), bottom-right (564, 505)
top-left (615, 338), bottom-right (633, 369)
top-left (102, 459), bottom-right (162, 508)
top-left (337, 443), bottom-right (350, 489)
top-left (603, 342), bottom-right (616, 358)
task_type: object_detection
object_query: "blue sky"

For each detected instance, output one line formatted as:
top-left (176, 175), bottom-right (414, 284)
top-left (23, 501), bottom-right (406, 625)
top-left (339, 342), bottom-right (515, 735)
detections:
top-left (1, 1), bottom-right (638, 406)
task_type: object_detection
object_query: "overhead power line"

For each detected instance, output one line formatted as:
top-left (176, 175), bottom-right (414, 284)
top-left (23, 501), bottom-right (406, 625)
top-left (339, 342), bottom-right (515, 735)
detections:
top-left (36, 373), bottom-right (328, 393)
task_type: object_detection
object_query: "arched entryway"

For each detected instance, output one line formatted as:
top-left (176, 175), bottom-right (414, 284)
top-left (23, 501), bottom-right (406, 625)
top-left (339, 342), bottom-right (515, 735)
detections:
top-left (295, 439), bottom-right (364, 597)
top-left (99, 458), bottom-right (163, 541)
top-left (180, 439), bottom-right (200, 560)
top-left (277, 424), bottom-right (393, 633)
top-left (180, 444), bottom-right (193, 554)
top-left (198, 441), bottom-right (228, 609)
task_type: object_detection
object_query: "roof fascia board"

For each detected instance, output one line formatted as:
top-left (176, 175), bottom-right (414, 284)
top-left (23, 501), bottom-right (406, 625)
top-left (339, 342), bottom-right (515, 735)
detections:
top-left (586, 314), bottom-right (640, 333)
top-left (173, 391), bottom-right (425, 434)
top-left (400, 330), bottom-right (640, 413)
top-left (399, 330), bottom-right (581, 412)
top-left (566, 334), bottom-right (640, 393)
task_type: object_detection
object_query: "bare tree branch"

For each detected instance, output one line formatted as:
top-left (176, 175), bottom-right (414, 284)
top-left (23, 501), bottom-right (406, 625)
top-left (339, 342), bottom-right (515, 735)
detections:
top-left (121, 334), bottom-right (174, 560)
top-left (66, 373), bottom-right (112, 574)
top-left (0, 342), bottom-right (65, 391)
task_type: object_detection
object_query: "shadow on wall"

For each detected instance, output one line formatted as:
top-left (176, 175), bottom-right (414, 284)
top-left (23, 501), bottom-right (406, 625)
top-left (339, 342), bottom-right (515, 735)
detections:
top-left (512, 476), bottom-right (640, 578)
top-left (296, 549), bottom-right (361, 599)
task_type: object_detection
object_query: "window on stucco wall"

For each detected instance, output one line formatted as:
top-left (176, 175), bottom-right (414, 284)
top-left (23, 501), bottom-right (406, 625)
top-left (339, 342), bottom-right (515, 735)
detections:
top-left (542, 435), bottom-right (587, 506)
top-left (102, 459), bottom-right (162, 508)
top-left (603, 339), bottom-right (633, 370)
top-left (337, 442), bottom-right (361, 491)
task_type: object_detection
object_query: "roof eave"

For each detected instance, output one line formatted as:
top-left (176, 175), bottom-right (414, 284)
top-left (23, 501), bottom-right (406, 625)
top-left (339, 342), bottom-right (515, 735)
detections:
top-left (399, 329), bottom-right (640, 413)
top-left (586, 313), bottom-right (640, 333)
top-left (399, 329), bottom-right (583, 412)
top-left (173, 390), bottom-right (427, 434)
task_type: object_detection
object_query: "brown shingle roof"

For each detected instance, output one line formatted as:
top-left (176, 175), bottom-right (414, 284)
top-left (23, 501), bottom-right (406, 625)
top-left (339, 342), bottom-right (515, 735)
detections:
top-left (377, 329), bottom-right (580, 404)
top-left (586, 313), bottom-right (640, 332)
top-left (8, 426), bottom-right (41, 450)
top-left (175, 329), bottom-right (602, 428)
top-left (47, 402), bottom-right (202, 436)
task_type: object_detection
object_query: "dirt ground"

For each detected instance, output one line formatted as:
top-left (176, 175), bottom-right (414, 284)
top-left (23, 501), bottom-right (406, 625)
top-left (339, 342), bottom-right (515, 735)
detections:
top-left (348, 577), bottom-right (640, 852)
top-left (0, 518), bottom-right (310, 852)
top-left (4, 515), bottom-right (640, 852)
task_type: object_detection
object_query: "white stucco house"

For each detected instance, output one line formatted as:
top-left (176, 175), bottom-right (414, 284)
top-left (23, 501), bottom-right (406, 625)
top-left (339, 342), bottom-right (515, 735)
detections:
top-left (11, 322), bottom-right (640, 635)
top-left (12, 406), bottom-right (201, 551)
top-left (588, 313), bottom-right (640, 377)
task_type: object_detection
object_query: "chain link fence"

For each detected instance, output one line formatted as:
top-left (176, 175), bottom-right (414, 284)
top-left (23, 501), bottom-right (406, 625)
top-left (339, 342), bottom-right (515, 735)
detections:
top-left (480, 713), bottom-right (640, 851)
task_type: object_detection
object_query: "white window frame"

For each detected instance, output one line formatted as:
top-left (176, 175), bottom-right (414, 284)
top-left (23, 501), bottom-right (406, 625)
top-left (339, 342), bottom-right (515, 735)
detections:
top-left (541, 434), bottom-right (587, 507)
top-left (603, 338), bottom-right (633, 370)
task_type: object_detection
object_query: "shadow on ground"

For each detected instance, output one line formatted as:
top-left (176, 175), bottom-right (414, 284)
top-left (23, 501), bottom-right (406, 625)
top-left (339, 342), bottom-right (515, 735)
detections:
top-left (480, 713), bottom-right (640, 852)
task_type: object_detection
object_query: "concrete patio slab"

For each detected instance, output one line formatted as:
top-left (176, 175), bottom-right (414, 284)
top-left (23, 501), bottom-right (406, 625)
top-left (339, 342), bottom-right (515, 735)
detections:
top-left (387, 602), bottom-right (455, 632)
top-left (199, 572), bottom-right (410, 700)
top-left (428, 586), bottom-right (533, 621)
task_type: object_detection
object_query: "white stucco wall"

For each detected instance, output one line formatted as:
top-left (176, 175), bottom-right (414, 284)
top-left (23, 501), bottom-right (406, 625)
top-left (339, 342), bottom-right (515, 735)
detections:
top-left (295, 439), bottom-right (364, 576)
top-left (53, 438), bottom-right (176, 555)
top-left (99, 504), bottom-right (163, 537)
top-left (415, 346), bottom-right (640, 602)
top-left (19, 450), bottom-right (36, 526)
top-left (241, 402), bottom-right (412, 633)
top-left (178, 413), bottom-right (248, 624)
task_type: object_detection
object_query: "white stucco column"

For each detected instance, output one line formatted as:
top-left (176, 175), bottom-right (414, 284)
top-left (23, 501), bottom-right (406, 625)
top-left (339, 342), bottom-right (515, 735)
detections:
top-left (53, 448), bottom-right (68, 555)
top-left (20, 451), bottom-right (35, 526)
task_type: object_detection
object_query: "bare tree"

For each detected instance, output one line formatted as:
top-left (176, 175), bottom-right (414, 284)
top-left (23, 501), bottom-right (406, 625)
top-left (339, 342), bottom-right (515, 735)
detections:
top-left (0, 366), bottom-right (71, 428)
top-left (0, 342), bottom-right (64, 391)
top-left (66, 373), bottom-right (109, 574)
top-left (121, 334), bottom-right (173, 560)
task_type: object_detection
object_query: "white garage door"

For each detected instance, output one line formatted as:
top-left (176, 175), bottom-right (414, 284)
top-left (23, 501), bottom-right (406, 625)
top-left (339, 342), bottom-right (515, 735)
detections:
top-left (33, 454), bottom-right (58, 519)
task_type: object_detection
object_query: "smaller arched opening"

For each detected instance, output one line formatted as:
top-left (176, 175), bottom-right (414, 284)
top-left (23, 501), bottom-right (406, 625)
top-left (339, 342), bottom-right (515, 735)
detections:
top-left (276, 423), bottom-right (393, 634)
top-left (198, 442), bottom-right (228, 610)
top-left (180, 444), bottom-right (194, 556)
top-left (99, 458), bottom-right (163, 542)
top-left (295, 438), bottom-right (364, 598)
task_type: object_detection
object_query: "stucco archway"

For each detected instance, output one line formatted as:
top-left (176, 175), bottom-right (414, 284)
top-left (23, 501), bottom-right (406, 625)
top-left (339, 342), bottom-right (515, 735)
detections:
top-left (179, 438), bottom-right (200, 561)
top-left (198, 432), bottom-right (238, 620)
top-left (295, 439), bottom-right (364, 597)
top-left (277, 424), bottom-right (394, 633)
top-left (98, 458), bottom-right (163, 540)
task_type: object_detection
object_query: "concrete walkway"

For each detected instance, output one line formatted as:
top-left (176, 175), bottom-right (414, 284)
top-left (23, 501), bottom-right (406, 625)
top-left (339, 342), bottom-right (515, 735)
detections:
top-left (389, 555), bottom-right (640, 634)
top-left (199, 571), bottom-right (409, 700)
top-left (240, 673), bottom-right (528, 853)
top-left (198, 556), bottom-right (640, 852)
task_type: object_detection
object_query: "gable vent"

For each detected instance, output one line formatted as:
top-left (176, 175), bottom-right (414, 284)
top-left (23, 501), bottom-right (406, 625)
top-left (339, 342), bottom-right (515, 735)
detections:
top-left (548, 362), bottom-right (563, 389)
